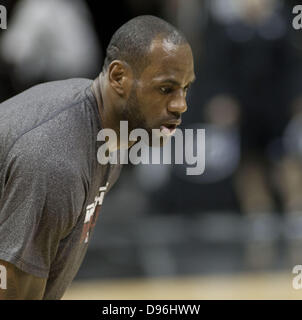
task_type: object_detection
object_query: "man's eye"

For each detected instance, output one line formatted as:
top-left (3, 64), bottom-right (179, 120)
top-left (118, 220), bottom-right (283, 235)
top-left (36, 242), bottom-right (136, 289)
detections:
top-left (160, 87), bottom-right (173, 94)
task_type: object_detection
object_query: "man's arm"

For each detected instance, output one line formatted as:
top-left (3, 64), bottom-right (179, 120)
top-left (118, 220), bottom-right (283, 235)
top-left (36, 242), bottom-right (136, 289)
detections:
top-left (0, 260), bottom-right (47, 300)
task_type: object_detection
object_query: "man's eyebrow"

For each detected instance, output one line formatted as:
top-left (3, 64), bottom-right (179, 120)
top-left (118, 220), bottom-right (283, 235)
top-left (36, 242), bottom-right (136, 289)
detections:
top-left (153, 76), bottom-right (196, 86)
top-left (152, 78), bottom-right (180, 85)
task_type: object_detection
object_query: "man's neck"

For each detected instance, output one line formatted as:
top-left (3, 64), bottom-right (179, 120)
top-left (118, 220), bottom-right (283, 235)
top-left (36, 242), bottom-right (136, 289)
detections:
top-left (92, 75), bottom-right (105, 125)
top-left (91, 74), bottom-right (131, 151)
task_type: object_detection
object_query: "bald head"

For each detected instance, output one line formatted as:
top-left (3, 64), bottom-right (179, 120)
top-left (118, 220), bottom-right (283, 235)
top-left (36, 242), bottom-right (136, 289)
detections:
top-left (103, 15), bottom-right (189, 75)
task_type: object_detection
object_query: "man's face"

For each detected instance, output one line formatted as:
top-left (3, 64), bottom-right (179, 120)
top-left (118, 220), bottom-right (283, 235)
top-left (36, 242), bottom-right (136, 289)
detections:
top-left (123, 37), bottom-right (195, 140)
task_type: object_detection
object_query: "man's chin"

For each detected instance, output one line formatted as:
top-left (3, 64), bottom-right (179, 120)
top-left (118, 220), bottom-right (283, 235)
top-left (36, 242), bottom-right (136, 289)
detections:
top-left (127, 126), bottom-right (174, 148)
top-left (149, 128), bottom-right (173, 147)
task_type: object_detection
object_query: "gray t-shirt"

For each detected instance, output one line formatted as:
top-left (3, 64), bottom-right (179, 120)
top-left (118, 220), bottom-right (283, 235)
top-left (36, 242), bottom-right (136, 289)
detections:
top-left (0, 79), bottom-right (122, 299)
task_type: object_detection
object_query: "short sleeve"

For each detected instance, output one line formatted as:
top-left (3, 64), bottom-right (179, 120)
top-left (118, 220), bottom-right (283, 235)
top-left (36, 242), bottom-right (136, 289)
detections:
top-left (0, 143), bottom-right (86, 278)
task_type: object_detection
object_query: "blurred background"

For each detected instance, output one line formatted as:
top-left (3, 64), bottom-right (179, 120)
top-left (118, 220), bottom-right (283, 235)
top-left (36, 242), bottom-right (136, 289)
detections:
top-left (1, 0), bottom-right (302, 299)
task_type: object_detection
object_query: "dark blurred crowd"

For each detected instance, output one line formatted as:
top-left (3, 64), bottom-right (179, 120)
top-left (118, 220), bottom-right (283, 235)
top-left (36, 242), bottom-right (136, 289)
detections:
top-left (1, 0), bottom-right (302, 267)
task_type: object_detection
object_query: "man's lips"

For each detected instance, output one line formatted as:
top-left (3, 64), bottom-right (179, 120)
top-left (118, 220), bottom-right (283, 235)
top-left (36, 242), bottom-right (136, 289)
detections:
top-left (160, 120), bottom-right (181, 136)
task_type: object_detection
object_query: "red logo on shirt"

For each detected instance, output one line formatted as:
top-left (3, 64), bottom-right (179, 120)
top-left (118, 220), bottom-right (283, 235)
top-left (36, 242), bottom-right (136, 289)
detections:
top-left (80, 182), bottom-right (109, 243)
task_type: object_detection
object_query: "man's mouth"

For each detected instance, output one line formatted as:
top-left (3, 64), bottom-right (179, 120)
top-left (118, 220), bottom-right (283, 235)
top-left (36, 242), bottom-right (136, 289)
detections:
top-left (160, 121), bottom-right (180, 136)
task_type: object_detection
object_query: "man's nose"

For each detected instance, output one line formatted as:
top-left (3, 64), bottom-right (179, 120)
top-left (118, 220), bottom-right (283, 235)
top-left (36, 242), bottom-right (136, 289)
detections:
top-left (167, 91), bottom-right (188, 115)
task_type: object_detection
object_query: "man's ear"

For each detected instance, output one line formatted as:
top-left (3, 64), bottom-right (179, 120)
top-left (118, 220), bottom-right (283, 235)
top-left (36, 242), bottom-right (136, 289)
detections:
top-left (108, 60), bottom-right (133, 97)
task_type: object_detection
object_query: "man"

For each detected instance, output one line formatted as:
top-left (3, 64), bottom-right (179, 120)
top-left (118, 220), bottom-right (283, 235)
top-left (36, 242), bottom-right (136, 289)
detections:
top-left (0, 15), bottom-right (195, 299)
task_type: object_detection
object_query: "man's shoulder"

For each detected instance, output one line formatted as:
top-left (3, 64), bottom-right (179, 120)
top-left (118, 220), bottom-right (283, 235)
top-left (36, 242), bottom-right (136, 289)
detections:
top-left (2, 78), bottom-right (92, 98)
top-left (0, 79), bottom-right (92, 119)
top-left (0, 78), bottom-right (96, 167)
top-left (0, 78), bottom-right (93, 114)
top-left (28, 78), bottom-right (93, 100)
